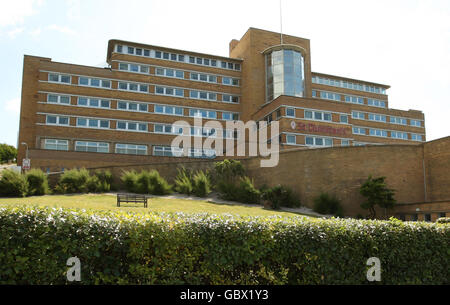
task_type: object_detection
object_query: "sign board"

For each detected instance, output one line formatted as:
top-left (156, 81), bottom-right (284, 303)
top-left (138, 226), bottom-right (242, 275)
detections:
top-left (22, 158), bottom-right (31, 170)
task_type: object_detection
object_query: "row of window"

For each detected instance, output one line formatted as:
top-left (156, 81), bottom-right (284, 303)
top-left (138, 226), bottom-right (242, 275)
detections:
top-left (285, 134), bottom-right (346, 147)
top-left (352, 126), bottom-right (423, 141)
top-left (352, 111), bottom-right (423, 127)
top-left (153, 123), bottom-right (237, 139)
top-left (312, 90), bottom-right (387, 108)
top-left (115, 44), bottom-right (241, 71)
top-left (44, 138), bottom-right (216, 159)
top-left (45, 114), bottom-right (241, 139)
top-left (119, 62), bottom-right (240, 86)
top-left (312, 75), bottom-right (387, 95)
top-left (48, 73), bottom-right (240, 103)
top-left (46, 93), bottom-right (240, 120)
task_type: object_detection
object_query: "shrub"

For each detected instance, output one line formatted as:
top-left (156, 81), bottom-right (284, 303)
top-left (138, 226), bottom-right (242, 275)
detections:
top-left (132, 170), bottom-right (172, 195)
top-left (0, 206), bottom-right (448, 284)
top-left (25, 169), bottom-right (49, 196)
top-left (192, 170), bottom-right (211, 198)
top-left (313, 192), bottom-right (344, 217)
top-left (174, 167), bottom-right (193, 195)
top-left (0, 169), bottom-right (28, 197)
top-left (360, 175), bottom-right (396, 219)
top-left (436, 217), bottom-right (450, 224)
top-left (147, 170), bottom-right (172, 195)
top-left (121, 170), bottom-right (138, 193)
top-left (237, 176), bottom-right (260, 204)
top-left (54, 168), bottom-right (90, 194)
top-left (262, 185), bottom-right (300, 210)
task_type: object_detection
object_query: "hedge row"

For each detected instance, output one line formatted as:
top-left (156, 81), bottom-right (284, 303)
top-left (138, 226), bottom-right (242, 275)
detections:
top-left (0, 206), bottom-right (448, 284)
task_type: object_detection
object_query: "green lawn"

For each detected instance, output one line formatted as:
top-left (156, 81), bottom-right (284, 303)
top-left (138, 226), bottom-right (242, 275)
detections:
top-left (0, 193), bottom-right (310, 218)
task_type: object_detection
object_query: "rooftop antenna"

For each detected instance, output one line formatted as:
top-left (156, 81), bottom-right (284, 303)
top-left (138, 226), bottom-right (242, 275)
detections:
top-left (280, 0), bottom-right (284, 44)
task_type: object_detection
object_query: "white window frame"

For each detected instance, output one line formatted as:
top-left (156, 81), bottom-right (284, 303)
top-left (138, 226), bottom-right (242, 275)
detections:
top-left (44, 139), bottom-right (69, 151)
top-left (46, 115), bottom-right (70, 126)
top-left (47, 94), bottom-right (71, 105)
top-left (48, 73), bottom-right (71, 84)
top-left (76, 117), bottom-right (110, 129)
top-left (75, 141), bottom-right (109, 153)
top-left (115, 143), bottom-right (147, 155)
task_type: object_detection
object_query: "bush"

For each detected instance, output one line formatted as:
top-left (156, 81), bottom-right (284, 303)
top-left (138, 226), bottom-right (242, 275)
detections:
top-left (174, 167), bottom-right (193, 195)
top-left (313, 192), bottom-right (344, 217)
top-left (262, 185), bottom-right (300, 210)
top-left (55, 168), bottom-right (91, 194)
top-left (192, 171), bottom-right (211, 198)
top-left (0, 206), bottom-right (448, 284)
top-left (25, 169), bottom-right (49, 196)
top-left (121, 170), bottom-right (138, 193)
top-left (237, 176), bottom-right (260, 204)
top-left (123, 170), bottom-right (172, 195)
top-left (0, 169), bottom-right (28, 197)
top-left (436, 217), bottom-right (450, 224)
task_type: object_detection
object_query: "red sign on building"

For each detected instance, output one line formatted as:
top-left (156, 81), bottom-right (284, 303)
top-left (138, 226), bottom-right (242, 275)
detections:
top-left (291, 121), bottom-right (349, 136)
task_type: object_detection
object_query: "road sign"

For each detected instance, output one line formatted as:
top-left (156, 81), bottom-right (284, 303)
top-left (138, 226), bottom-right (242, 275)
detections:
top-left (22, 158), bottom-right (31, 170)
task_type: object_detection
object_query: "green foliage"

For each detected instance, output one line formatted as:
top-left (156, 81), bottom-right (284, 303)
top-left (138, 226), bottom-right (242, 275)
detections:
top-left (54, 168), bottom-right (90, 194)
top-left (25, 169), bottom-right (49, 196)
top-left (0, 143), bottom-right (17, 164)
top-left (121, 170), bottom-right (138, 193)
top-left (436, 217), bottom-right (450, 224)
top-left (0, 169), bottom-right (28, 197)
top-left (214, 159), bottom-right (246, 200)
top-left (122, 170), bottom-right (172, 195)
top-left (0, 206), bottom-right (448, 284)
top-left (236, 176), bottom-right (261, 204)
top-left (262, 185), bottom-right (300, 210)
top-left (313, 192), bottom-right (344, 217)
top-left (192, 171), bottom-right (211, 198)
top-left (174, 167), bottom-right (193, 195)
top-left (360, 175), bottom-right (396, 219)
top-left (213, 159), bottom-right (245, 186)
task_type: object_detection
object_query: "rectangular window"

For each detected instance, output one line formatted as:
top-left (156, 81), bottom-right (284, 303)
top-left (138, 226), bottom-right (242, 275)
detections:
top-left (353, 127), bottom-right (366, 135)
top-left (411, 134), bottom-right (423, 141)
top-left (44, 139), bottom-right (68, 151)
top-left (340, 114), bottom-right (348, 123)
top-left (48, 73), bottom-right (71, 84)
top-left (286, 135), bottom-right (296, 144)
top-left (48, 94), bottom-right (71, 105)
top-left (117, 121), bottom-right (147, 132)
top-left (117, 101), bottom-right (148, 112)
top-left (410, 119), bottom-right (422, 127)
top-left (115, 143), bottom-right (147, 155)
top-left (46, 115), bottom-right (69, 126)
top-left (341, 140), bottom-right (350, 146)
top-left (286, 107), bottom-right (295, 117)
top-left (76, 117), bottom-right (109, 129)
top-left (155, 104), bottom-right (184, 116)
top-left (352, 111), bottom-right (365, 120)
top-left (75, 141), bottom-right (109, 153)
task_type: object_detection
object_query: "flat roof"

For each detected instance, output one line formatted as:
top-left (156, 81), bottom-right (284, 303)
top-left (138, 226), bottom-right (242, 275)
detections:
top-left (312, 71), bottom-right (390, 89)
top-left (107, 39), bottom-right (243, 64)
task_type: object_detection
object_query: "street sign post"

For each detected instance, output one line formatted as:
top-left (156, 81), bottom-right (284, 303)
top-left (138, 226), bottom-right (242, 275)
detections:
top-left (22, 158), bottom-right (31, 170)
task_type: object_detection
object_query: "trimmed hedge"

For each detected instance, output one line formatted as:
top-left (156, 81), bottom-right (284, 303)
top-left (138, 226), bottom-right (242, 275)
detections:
top-left (0, 207), bottom-right (448, 285)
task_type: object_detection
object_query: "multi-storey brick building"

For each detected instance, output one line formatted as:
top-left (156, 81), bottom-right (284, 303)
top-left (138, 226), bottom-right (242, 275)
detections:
top-left (17, 28), bottom-right (426, 172)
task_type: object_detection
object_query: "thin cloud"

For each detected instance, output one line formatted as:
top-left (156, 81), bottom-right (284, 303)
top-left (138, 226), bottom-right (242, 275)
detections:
top-left (5, 98), bottom-right (21, 115)
top-left (0, 0), bottom-right (43, 28)
top-left (46, 24), bottom-right (77, 36)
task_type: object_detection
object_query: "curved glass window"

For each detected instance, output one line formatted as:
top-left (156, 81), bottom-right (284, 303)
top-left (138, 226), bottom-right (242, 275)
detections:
top-left (266, 49), bottom-right (305, 101)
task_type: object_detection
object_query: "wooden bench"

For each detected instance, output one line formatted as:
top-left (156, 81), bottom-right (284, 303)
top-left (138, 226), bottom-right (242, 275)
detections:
top-left (117, 194), bottom-right (148, 208)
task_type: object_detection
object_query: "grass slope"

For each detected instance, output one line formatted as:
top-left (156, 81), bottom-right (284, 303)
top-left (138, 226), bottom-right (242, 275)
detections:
top-left (0, 193), bottom-right (310, 218)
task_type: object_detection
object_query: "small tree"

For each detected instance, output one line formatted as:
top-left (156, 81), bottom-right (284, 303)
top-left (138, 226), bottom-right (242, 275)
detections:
top-left (360, 175), bottom-right (396, 219)
top-left (0, 143), bottom-right (17, 164)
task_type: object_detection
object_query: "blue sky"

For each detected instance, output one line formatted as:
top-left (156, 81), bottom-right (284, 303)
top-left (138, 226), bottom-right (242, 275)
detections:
top-left (1, 0), bottom-right (449, 147)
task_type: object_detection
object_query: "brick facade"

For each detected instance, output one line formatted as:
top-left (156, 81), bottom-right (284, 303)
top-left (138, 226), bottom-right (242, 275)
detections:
top-left (15, 27), bottom-right (446, 220)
